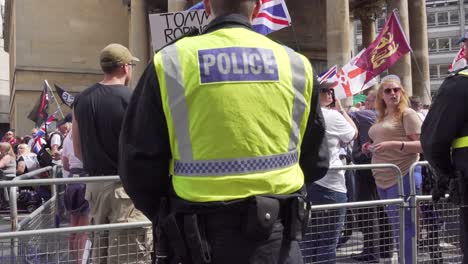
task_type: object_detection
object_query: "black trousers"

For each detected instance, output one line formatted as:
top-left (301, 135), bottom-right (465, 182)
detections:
top-left (201, 212), bottom-right (303, 264)
top-left (162, 210), bottom-right (304, 264)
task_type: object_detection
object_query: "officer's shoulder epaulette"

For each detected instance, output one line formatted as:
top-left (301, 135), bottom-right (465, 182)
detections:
top-left (448, 66), bottom-right (468, 78)
top-left (154, 27), bottom-right (201, 54)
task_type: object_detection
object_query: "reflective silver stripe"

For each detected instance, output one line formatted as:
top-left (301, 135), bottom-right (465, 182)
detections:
top-left (283, 46), bottom-right (307, 151)
top-left (174, 150), bottom-right (298, 176)
top-left (161, 44), bottom-right (193, 160)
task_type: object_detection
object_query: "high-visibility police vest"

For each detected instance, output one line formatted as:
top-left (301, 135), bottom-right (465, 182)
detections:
top-left (154, 27), bottom-right (314, 202)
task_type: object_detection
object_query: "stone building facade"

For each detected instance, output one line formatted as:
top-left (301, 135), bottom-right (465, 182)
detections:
top-left (3, 0), bottom-right (431, 135)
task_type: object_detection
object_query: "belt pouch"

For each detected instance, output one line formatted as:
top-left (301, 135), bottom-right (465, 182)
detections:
top-left (287, 197), bottom-right (308, 241)
top-left (242, 196), bottom-right (280, 241)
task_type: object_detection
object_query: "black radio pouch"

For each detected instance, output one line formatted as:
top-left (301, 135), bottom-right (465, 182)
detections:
top-left (287, 196), bottom-right (309, 241)
top-left (242, 196), bottom-right (280, 241)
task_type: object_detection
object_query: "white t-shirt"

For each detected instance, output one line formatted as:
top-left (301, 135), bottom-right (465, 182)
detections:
top-left (50, 133), bottom-right (62, 147)
top-left (314, 108), bottom-right (355, 193)
top-left (61, 131), bottom-right (83, 177)
top-left (416, 111), bottom-right (426, 122)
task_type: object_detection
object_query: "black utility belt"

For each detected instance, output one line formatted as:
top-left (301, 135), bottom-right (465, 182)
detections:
top-left (159, 195), bottom-right (310, 264)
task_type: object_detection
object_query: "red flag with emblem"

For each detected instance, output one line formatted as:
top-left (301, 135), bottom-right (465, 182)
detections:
top-left (355, 10), bottom-right (412, 82)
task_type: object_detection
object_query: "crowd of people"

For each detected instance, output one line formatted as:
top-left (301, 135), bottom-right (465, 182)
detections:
top-left (2, 0), bottom-right (467, 263)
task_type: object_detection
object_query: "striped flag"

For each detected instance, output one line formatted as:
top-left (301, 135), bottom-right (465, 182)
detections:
top-left (32, 138), bottom-right (47, 154)
top-left (34, 110), bottom-right (59, 139)
top-left (448, 46), bottom-right (466, 72)
top-left (253, 0), bottom-right (291, 35)
top-left (187, 1), bottom-right (204, 11)
top-left (27, 81), bottom-right (49, 126)
top-left (330, 49), bottom-right (377, 99)
top-left (187, 0), bottom-right (291, 35)
top-left (317, 65), bottom-right (337, 84)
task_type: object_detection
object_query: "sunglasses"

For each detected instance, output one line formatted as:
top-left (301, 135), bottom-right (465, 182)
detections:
top-left (320, 89), bottom-right (334, 95)
top-left (383, 88), bottom-right (401, 95)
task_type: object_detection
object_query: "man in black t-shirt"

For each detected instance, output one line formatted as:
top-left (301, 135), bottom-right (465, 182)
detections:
top-left (72, 43), bottom-right (151, 263)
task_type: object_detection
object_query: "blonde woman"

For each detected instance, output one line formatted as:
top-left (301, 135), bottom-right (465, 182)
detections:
top-left (16, 144), bottom-right (39, 175)
top-left (0, 142), bottom-right (16, 208)
top-left (362, 75), bottom-right (422, 263)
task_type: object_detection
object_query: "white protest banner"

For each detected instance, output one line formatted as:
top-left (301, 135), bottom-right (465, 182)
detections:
top-left (149, 9), bottom-right (210, 52)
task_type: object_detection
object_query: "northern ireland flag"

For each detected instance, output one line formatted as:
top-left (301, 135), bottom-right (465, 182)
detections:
top-left (330, 49), bottom-right (377, 99)
top-left (449, 46), bottom-right (466, 72)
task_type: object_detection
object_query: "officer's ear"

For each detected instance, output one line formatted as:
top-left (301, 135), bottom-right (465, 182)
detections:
top-left (251, 0), bottom-right (261, 21)
top-left (203, 0), bottom-right (212, 16)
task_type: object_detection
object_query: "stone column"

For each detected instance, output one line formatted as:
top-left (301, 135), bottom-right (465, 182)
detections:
top-left (358, 12), bottom-right (376, 47)
top-left (168, 0), bottom-right (188, 12)
top-left (356, 9), bottom-right (378, 94)
top-left (327, 0), bottom-right (353, 106)
top-left (129, 0), bottom-right (150, 89)
top-left (460, 0), bottom-right (465, 36)
top-left (327, 0), bottom-right (351, 68)
top-left (387, 0), bottom-right (413, 95)
top-left (408, 0), bottom-right (431, 104)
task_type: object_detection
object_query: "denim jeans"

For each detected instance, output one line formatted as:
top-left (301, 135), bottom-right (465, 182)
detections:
top-left (302, 183), bottom-right (347, 264)
top-left (377, 167), bottom-right (422, 264)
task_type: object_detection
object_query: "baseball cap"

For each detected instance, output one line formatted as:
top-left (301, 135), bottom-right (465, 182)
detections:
top-left (100, 43), bottom-right (140, 67)
top-left (57, 113), bottom-right (72, 127)
top-left (456, 30), bottom-right (468, 44)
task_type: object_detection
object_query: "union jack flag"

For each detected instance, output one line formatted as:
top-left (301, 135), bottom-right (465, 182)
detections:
top-left (317, 65), bottom-right (337, 84)
top-left (34, 110), bottom-right (59, 140)
top-left (32, 137), bottom-right (47, 154)
top-left (253, 0), bottom-right (291, 35)
top-left (187, 0), bottom-right (291, 35)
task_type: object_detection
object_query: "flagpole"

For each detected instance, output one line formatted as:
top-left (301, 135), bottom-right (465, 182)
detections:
top-left (410, 52), bottom-right (433, 101)
top-left (44, 80), bottom-right (65, 119)
top-left (290, 22), bottom-right (301, 52)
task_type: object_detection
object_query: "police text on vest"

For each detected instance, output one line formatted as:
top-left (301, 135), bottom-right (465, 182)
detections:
top-left (198, 47), bottom-right (279, 83)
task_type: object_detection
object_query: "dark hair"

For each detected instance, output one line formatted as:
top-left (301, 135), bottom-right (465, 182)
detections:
top-left (101, 64), bottom-right (121, 74)
top-left (22, 136), bottom-right (31, 145)
top-left (211, 0), bottom-right (259, 17)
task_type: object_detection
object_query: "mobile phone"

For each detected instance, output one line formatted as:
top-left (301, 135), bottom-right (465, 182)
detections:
top-left (329, 92), bottom-right (336, 108)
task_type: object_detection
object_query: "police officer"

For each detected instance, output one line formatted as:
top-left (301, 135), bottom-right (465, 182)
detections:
top-left (421, 30), bottom-right (468, 263)
top-left (119, 0), bottom-right (327, 263)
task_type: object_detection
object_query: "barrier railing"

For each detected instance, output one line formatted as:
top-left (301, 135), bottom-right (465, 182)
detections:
top-left (0, 162), bottom-right (461, 263)
top-left (303, 163), bottom-right (405, 263)
top-left (409, 161), bottom-right (462, 263)
top-left (1, 170), bottom-right (150, 263)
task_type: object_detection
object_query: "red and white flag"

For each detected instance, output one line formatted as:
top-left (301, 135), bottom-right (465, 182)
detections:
top-left (330, 49), bottom-right (377, 99)
top-left (449, 46), bottom-right (466, 72)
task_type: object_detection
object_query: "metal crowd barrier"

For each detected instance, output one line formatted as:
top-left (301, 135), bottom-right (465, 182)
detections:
top-left (0, 163), bottom-right (461, 263)
top-left (409, 161), bottom-right (462, 263)
top-left (301, 163), bottom-right (405, 264)
top-left (0, 169), bottom-right (152, 263)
